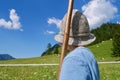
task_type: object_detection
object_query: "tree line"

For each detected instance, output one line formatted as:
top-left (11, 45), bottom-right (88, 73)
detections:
top-left (42, 23), bottom-right (120, 57)
top-left (91, 23), bottom-right (120, 45)
top-left (41, 43), bottom-right (60, 56)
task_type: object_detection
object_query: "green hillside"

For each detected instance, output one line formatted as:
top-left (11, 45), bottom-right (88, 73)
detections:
top-left (0, 40), bottom-right (120, 64)
top-left (0, 40), bottom-right (120, 80)
top-left (0, 55), bottom-right (60, 64)
top-left (91, 23), bottom-right (120, 45)
top-left (88, 39), bottom-right (120, 61)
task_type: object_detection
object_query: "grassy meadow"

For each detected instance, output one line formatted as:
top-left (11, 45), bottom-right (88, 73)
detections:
top-left (0, 40), bottom-right (120, 80)
top-left (0, 64), bottom-right (120, 80)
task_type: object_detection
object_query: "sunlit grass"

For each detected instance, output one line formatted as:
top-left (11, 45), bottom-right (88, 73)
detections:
top-left (0, 55), bottom-right (60, 64)
top-left (0, 40), bottom-right (120, 80)
top-left (99, 64), bottom-right (120, 80)
top-left (88, 40), bottom-right (120, 61)
top-left (0, 64), bottom-right (120, 80)
top-left (0, 40), bottom-right (120, 64)
top-left (0, 66), bottom-right (58, 80)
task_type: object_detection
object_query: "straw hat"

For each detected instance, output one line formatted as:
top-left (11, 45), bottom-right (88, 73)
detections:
top-left (55, 9), bottom-right (96, 46)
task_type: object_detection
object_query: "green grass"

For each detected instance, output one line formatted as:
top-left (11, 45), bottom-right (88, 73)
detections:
top-left (88, 40), bottom-right (120, 61)
top-left (0, 40), bottom-right (120, 80)
top-left (99, 64), bottom-right (120, 80)
top-left (0, 64), bottom-right (120, 80)
top-left (0, 55), bottom-right (60, 64)
top-left (0, 66), bottom-right (58, 80)
top-left (0, 40), bottom-right (120, 64)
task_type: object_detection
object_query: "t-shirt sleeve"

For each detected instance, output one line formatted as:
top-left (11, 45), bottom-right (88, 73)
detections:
top-left (60, 56), bottom-right (91, 80)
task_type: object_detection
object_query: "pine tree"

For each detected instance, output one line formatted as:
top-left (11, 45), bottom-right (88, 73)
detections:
top-left (46, 43), bottom-right (52, 55)
top-left (112, 33), bottom-right (120, 57)
top-left (53, 46), bottom-right (59, 55)
top-left (91, 23), bottom-right (120, 45)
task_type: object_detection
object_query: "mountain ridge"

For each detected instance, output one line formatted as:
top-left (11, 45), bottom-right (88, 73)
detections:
top-left (0, 54), bottom-right (15, 60)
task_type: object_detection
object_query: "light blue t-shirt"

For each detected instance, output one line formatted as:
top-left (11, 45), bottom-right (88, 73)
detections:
top-left (60, 47), bottom-right (100, 80)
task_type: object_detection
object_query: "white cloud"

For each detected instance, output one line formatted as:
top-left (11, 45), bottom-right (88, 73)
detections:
top-left (0, 9), bottom-right (22, 31)
top-left (117, 21), bottom-right (120, 24)
top-left (47, 17), bottom-right (61, 28)
top-left (10, 9), bottom-right (21, 29)
top-left (82, 0), bottom-right (118, 30)
top-left (0, 19), bottom-right (12, 28)
top-left (46, 30), bottom-right (55, 34)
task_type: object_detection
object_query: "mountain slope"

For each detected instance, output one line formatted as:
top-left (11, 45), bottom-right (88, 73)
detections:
top-left (0, 54), bottom-right (15, 60)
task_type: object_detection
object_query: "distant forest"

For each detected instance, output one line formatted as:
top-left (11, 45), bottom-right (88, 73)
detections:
top-left (42, 23), bottom-right (120, 56)
top-left (91, 23), bottom-right (120, 45)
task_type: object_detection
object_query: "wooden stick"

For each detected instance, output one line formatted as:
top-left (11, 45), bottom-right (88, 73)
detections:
top-left (58, 0), bottom-right (74, 80)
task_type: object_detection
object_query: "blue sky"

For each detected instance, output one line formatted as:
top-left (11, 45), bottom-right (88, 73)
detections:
top-left (0, 0), bottom-right (120, 58)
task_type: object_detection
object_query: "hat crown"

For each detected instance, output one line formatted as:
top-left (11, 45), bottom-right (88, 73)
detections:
top-left (60, 10), bottom-right (90, 37)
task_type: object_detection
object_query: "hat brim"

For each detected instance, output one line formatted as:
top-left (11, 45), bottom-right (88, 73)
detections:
top-left (55, 33), bottom-right (96, 46)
